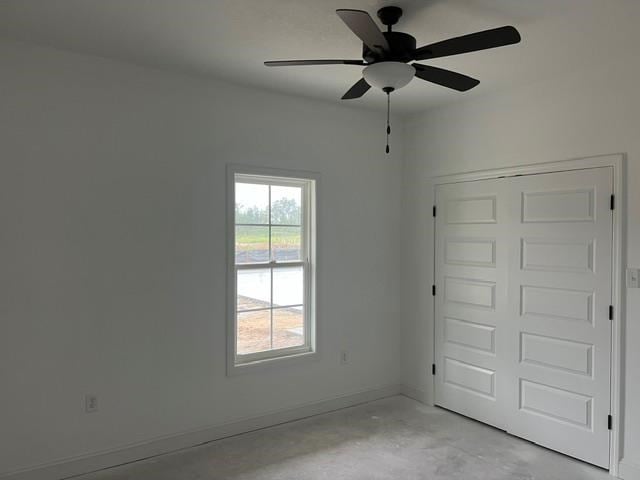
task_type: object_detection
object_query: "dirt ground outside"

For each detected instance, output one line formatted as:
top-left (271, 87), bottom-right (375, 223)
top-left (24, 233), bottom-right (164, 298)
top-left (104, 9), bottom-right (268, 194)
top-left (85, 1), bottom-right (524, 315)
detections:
top-left (237, 296), bottom-right (304, 355)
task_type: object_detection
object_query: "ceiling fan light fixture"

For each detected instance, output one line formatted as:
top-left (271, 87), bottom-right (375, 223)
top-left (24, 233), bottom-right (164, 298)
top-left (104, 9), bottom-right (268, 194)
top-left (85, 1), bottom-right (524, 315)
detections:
top-left (264, 6), bottom-right (521, 154)
top-left (363, 61), bottom-right (415, 91)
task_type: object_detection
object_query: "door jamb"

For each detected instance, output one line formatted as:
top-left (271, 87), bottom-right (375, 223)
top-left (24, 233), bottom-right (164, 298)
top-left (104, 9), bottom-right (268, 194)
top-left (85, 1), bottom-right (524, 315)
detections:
top-left (427, 153), bottom-right (625, 476)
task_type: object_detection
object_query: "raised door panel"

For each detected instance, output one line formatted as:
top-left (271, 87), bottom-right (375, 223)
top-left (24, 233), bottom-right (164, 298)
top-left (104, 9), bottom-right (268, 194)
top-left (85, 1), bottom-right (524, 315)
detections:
top-left (522, 189), bottom-right (594, 223)
top-left (444, 358), bottom-right (496, 399)
top-left (446, 238), bottom-right (496, 267)
top-left (447, 196), bottom-right (497, 224)
top-left (520, 333), bottom-right (593, 377)
top-left (445, 317), bottom-right (496, 354)
top-left (521, 238), bottom-right (595, 273)
top-left (520, 285), bottom-right (594, 325)
top-left (445, 277), bottom-right (496, 310)
top-left (519, 379), bottom-right (593, 430)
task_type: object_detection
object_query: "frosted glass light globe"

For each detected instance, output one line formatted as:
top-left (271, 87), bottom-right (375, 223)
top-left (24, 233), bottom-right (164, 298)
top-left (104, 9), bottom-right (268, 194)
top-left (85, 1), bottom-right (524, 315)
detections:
top-left (363, 61), bottom-right (415, 91)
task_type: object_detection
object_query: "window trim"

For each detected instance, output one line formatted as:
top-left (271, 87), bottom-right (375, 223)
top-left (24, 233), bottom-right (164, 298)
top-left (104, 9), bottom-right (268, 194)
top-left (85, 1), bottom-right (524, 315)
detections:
top-left (226, 164), bottom-right (318, 375)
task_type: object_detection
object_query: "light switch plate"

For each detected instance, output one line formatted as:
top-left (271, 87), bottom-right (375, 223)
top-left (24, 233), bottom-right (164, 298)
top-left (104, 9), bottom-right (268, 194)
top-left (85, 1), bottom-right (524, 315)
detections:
top-left (627, 268), bottom-right (640, 288)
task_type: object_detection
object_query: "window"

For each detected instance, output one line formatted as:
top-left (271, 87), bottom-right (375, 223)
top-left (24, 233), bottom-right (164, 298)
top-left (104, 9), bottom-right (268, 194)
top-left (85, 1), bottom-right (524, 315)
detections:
top-left (229, 169), bottom-right (316, 369)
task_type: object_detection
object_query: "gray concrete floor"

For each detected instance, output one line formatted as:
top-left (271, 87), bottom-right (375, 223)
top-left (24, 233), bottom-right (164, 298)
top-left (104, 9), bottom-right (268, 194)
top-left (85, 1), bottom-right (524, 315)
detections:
top-left (79, 396), bottom-right (611, 480)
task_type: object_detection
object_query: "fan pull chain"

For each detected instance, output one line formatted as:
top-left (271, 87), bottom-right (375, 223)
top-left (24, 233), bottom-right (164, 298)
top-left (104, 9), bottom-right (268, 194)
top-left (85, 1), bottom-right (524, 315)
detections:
top-left (386, 91), bottom-right (391, 154)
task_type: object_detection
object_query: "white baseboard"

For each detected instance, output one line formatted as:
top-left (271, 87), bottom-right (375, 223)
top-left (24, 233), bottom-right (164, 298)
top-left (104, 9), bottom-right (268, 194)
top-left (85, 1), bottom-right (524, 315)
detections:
top-left (2, 384), bottom-right (401, 480)
top-left (619, 460), bottom-right (640, 480)
top-left (400, 384), bottom-right (430, 405)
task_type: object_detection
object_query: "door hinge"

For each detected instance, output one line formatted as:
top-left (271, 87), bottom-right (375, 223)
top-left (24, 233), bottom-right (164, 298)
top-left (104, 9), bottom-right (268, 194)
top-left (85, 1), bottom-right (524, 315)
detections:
top-left (611, 194), bottom-right (615, 210)
top-left (608, 415), bottom-right (613, 430)
top-left (432, 285), bottom-right (436, 296)
top-left (432, 364), bottom-right (436, 375)
top-left (433, 205), bottom-right (437, 217)
top-left (609, 305), bottom-right (614, 320)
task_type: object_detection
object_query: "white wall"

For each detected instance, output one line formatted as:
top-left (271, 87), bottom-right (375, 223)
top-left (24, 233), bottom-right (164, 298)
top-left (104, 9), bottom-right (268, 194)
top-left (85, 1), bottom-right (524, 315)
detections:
top-left (401, 54), bottom-right (640, 477)
top-left (4, 31), bottom-right (639, 479)
top-left (0, 42), bottom-right (403, 476)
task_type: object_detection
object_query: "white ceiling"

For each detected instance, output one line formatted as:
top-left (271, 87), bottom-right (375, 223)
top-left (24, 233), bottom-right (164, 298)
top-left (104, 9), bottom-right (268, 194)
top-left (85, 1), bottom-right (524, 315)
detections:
top-left (1, 0), bottom-right (638, 114)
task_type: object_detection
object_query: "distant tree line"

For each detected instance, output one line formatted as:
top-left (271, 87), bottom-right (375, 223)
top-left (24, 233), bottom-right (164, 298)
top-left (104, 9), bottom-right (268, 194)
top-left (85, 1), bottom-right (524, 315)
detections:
top-left (236, 198), bottom-right (300, 225)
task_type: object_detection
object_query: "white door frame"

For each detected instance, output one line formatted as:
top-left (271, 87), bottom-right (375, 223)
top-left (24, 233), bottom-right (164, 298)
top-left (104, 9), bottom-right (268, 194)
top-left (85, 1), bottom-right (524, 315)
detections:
top-left (428, 153), bottom-right (625, 476)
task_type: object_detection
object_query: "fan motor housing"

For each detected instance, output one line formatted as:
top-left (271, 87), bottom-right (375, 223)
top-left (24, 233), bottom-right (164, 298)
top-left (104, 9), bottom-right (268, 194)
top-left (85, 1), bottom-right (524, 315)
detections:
top-left (362, 31), bottom-right (416, 64)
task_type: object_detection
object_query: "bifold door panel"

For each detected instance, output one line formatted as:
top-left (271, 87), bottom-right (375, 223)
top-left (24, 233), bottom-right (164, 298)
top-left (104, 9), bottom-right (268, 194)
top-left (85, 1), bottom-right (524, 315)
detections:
top-left (434, 168), bottom-right (613, 468)
top-left (504, 169), bottom-right (612, 468)
top-left (434, 178), bottom-right (509, 429)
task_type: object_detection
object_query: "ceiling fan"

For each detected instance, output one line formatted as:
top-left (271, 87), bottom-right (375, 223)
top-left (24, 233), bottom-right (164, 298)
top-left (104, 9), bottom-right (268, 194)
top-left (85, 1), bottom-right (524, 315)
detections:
top-left (265, 6), bottom-right (521, 152)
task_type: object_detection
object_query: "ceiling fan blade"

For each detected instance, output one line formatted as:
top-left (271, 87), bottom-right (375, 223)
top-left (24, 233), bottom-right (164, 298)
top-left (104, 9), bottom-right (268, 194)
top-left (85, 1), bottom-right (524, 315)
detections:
top-left (341, 78), bottom-right (371, 100)
top-left (413, 26), bottom-right (521, 61)
top-left (336, 9), bottom-right (390, 54)
top-left (265, 59), bottom-right (365, 67)
top-left (413, 64), bottom-right (480, 92)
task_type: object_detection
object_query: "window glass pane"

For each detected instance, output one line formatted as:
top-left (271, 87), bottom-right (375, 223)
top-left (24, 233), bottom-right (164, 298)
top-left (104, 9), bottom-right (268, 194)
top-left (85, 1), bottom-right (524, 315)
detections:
top-left (232, 175), bottom-right (313, 364)
top-left (271, 226), bottom-right (301, 262)
top-left (235, 182), bottom-right (268, 224)
top-left (271, 185), bottom-right (302, 225)
top-left (272, 266), bottom-right (303, 307)
top-left (235, 226), bottom-right (269, 264)
top-left (237, 310), bottom-right (271, 355)
top-left (237, 268), bottom-right (271, 311)
top-left (273, 307), bottom-right (304, 349)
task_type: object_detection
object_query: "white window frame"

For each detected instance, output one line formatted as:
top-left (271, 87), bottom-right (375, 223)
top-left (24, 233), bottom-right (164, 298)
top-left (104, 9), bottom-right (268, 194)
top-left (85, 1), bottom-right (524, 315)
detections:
top-left (226, 165), bottom-right (318, 374)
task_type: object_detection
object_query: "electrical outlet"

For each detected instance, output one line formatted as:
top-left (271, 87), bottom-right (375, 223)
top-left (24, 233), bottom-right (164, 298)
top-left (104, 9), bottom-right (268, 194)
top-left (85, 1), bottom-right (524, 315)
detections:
top-left (85, 394), bottom-right (98, 413)
top-left (627, 268), bottom-right (640, 288)
top-left (340, 350), bottom-right (349, 365)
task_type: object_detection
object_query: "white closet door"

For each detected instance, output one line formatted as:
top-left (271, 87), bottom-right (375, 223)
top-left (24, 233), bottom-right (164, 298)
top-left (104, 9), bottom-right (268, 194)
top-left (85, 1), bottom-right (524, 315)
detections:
top-left (504, 168), bottom-right (612, 468)
top-left (434, 179), bottom-right (509, 429)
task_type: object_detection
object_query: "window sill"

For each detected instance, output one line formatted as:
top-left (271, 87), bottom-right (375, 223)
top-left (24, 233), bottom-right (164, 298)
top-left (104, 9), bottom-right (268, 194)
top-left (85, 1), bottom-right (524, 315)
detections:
top-left (227, 349), bottom-right (318, 377)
